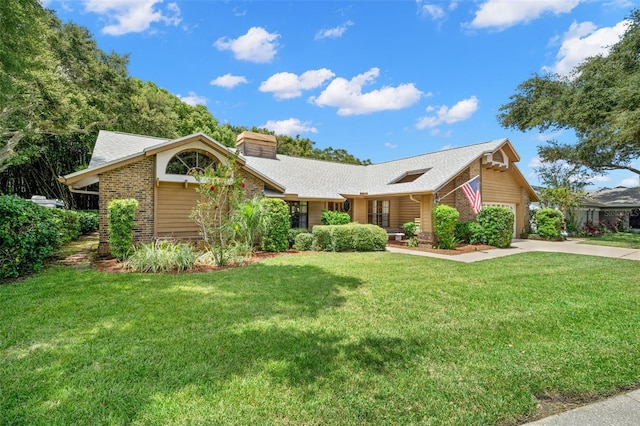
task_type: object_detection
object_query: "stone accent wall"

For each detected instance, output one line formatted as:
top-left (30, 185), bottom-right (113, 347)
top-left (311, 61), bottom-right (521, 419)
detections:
top-left (239, 169), bottom-right (264, 199)
top-left (453, 161), bottom-right (481, 222)
top-left (98, 157), bottom-right (155, 255)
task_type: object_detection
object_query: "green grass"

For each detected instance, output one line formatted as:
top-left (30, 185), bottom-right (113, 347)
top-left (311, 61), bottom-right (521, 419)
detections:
top-left (1, 252), bottom-right (639, 425)
top-left (578, 232), bottom-right (640, 249)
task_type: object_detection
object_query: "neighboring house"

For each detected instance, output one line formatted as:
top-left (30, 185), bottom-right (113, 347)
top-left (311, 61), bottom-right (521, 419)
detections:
top-left (59, 130), bottom-right (539, 255)
top-left (576, 186), bottom-right (640, 231)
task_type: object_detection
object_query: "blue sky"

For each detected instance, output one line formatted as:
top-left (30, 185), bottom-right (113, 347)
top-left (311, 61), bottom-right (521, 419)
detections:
top-left (45, 0), bottom-right (638, 188)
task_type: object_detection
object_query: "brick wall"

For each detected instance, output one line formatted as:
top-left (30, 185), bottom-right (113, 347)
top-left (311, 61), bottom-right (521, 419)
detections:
top-left (98, 157), bottom-right (155, 255)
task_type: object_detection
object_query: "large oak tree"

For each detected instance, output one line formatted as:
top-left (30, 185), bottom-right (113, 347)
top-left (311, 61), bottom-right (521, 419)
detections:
top-left (498, 9), bottom-right (640, 178)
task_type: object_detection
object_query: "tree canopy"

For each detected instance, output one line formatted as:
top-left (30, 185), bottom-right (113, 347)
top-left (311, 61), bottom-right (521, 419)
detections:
top-left (0, 2), bottom-right (369, 208)
top-left (498, 8), bottom-right (640, 178)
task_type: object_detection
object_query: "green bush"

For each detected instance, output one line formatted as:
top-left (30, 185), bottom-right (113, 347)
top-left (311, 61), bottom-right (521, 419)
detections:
top-left (293, 232), bottom-right (314, 251)
top-left (535, 208), bottom-right (564, 240)
top-left (454, 221), bottom-right (485, 245)
top-left (0, 195), bottom-right (58, 279)
top-left (288, 228), bottom-right (308, 248)
top-left (50, 209), bottom-right (80, 247)
top-left (77, 210), bottom-right (99, 235)
top-left (312, 224), bottom-right (387, 252)
top-left (108, 198), bottom-right (139, 260)
top-left (260, 198), bottom-right (290, 252)
top-left (477, 206), bottom-right (514, 248)
top-left (402, 222), bottom-right (417, 238)
top-left (321, 209), bottom-right (350, 225)
top-left (124, 241), bottom-right (198, 273)
top-left (433, 205), bottom-right (459, 249)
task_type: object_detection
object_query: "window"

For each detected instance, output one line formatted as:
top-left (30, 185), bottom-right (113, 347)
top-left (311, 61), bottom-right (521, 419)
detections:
top-left (288, 201), bottom-right (308, 229)
top-left (165, 150), bottom-right (217, 175)
top-left (368, 200), bottom-right (389, 228)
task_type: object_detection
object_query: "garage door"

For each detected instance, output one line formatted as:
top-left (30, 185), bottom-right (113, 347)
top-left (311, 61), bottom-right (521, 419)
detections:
top-left (483, 202), bottom-right (517, 238)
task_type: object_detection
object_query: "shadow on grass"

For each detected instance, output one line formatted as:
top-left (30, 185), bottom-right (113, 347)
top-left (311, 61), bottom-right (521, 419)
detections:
top-left (1, 261), bottom-right (406, 424)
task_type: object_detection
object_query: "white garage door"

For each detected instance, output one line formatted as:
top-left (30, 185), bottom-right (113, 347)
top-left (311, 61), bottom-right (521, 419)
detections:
top-left (483, 202), bottom-right (517, 238)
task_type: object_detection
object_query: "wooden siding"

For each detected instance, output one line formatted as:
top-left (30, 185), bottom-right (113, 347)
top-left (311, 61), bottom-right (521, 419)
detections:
top-left (156, 182), bottom-right (202, 238)
top-left (308, 201), bottom-right (324, 228)
top-left (482, 168), bottom-right (526, 235)
top-left (394, 196), bottom-right (421, 229)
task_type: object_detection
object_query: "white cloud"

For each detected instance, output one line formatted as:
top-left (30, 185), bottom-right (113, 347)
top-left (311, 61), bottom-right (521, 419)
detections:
top-left (619, 177), bottom-right (639, 187)
top-left (528, 156), bottom-right (544, 168)
top-left (260, 118), bottom-right (318, 136)
top-left (83, 0), bottom-right (181, 36)
top-left (315, 21), bottom-right (354, 40)
top-left (468, 0), bottom-right (580, 30)
top-left (418, 2), bottom-right (445, 20)
top-left (210, 74), bottom-right (248, 89)
top-left (589, 175), bottom-right (612, 183)
top-left (384, 142), bottom-right (397, 149)
top-left (309, 68), bottom-right (422, 116)
top-left (177, 91), bottom-right (207, 106)
top-left (260, 69), bottom-right (335, 100)
top-left (214, 27), bottom-right (279, 63)
top-left (415, 96), bottom-right (479, 129)
top-left (545, 19), bottom-right (631, 76)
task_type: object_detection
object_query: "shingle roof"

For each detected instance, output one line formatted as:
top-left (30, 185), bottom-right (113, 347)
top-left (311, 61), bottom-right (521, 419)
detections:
top-left (584, 187), bottom-right (640, 207)
top-left (88, 131), bottom-right (170, 168)
top-left (65, 131), bottom-right (519, 200)
top-left (244, 139), bottom-right (509, 198)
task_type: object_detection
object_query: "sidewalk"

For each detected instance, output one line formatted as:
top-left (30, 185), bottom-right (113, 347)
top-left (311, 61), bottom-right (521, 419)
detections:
top-left (523, 389), bottom-right (640, 426)
top-left (386, 238), bottom-right (640, 263)
top-left (387, 238), bottom-right (640, 425)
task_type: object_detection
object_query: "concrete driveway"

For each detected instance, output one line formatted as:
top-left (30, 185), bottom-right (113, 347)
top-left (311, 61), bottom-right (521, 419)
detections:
top-left (386, 238), bottom-right (640, 263)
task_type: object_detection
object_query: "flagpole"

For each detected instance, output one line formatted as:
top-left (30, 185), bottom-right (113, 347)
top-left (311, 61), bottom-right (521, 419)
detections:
top-left (435, 175), bottom-right (479, 203)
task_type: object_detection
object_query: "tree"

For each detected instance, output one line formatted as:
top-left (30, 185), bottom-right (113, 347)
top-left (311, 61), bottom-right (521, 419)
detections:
top-left (190, 159), bottom-right (246, 266)
top-left (498, 8), bottom-right (640, 178)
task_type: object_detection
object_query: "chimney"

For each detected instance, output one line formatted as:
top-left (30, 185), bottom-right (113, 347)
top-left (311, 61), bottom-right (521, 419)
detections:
top-left (236, 131), bottom-right (277, 159)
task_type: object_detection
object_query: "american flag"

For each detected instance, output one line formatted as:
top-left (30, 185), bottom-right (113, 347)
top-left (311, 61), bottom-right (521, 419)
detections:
top-left (461, 175), bottom-right (482, 214)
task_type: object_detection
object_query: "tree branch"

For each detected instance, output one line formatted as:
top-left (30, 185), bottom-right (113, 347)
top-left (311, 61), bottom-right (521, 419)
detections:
top-left (0, 131), bottom-right (25, 173)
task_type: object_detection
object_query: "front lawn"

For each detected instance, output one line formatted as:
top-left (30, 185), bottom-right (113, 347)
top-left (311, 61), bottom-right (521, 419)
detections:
top-left (1, 252), bottom-right (639, 425)
top-left (578, 232), bottom-right (640, 249)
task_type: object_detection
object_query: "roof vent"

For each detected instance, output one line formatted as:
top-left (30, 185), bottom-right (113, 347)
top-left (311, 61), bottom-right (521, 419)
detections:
top-left (482, 149), bottom-right (509, 171)
top-left (236, 131), bottom-right (277, 159)
top-left (390, 168), bottom-right (431, 184)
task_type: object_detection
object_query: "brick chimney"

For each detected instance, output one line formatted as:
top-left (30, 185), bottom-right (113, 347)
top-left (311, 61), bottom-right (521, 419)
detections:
top-left (236, 131), bottom-right (277, 159)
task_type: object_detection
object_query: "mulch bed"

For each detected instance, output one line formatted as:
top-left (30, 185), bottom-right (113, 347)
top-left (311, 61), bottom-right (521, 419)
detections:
top-left (387, 240), bottom-right (494, 255)
top-left (58, 238), bottom-right (494, 274)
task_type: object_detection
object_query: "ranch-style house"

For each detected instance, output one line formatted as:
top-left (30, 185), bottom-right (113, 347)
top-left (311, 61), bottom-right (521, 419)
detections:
top-left (59, 130), bottom-right (539, 255)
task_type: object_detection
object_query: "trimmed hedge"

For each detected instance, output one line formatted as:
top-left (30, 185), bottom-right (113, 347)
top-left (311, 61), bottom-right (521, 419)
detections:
top-left (535, 208), bottom-right (564, 240)
top-left (312, 224), bottom-right (387, 252)
top-left (108, 198), bottom-right (139, 260)
top-left (477, 206), bottom-right (514, 248)
top-left (454, 221), bottom-right (484, 245)
top-left (433, 205), bottom-right (459, 249)
top-left (0, 195), bottom-right (58, 279)
top-left (288, 228), bottom-right (308, 248)
top-left (321, 209), bottom-right (350, 225)
top-left (293, 232), bottom-right (314, 251)
top-left (260, 198), bottom-right (290, 252)
top-left (78, 210), bottom-right (99, 235)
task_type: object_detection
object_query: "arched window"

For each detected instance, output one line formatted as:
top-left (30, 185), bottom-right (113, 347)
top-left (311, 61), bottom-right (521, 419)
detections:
top-left (165, 150), bottom-right (217, 175)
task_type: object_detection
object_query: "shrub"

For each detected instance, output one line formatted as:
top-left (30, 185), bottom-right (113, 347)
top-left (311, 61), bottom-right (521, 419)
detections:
top-left (124, 240), bottom-right (198, 273)
top-left (477, 206), bottom-right (514, 248)
top-left (108, 198), bottom-right (139, 260)
top-left (321, 209), bottom-right (350, 225)
top-left (50, 208), bottom-right (80, 247)
top-left (535, 208), bottom-right (564, 240)
top-left (455, 221), bottom-right (485, 245)
top-left (293, 232), bottom-right (314, 251)
top-left (288, 228), bottom-right (308, 248)
top-left (312, 224), bottom-right (386, 252)
top-left (260, 198), bottom-right (290, 252)
top-left (407, 237), bottom-right (419, 247)
top-left (78, 210), bottom-right (99, 234)
top-left (0, 195), bottom-right (58, 279)
top-left (402, 222), bottom-right (417, 238)
top-left (234, 195), bottom-right (265, 255)
top-left (433, 205), bottom-right (459, 249)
